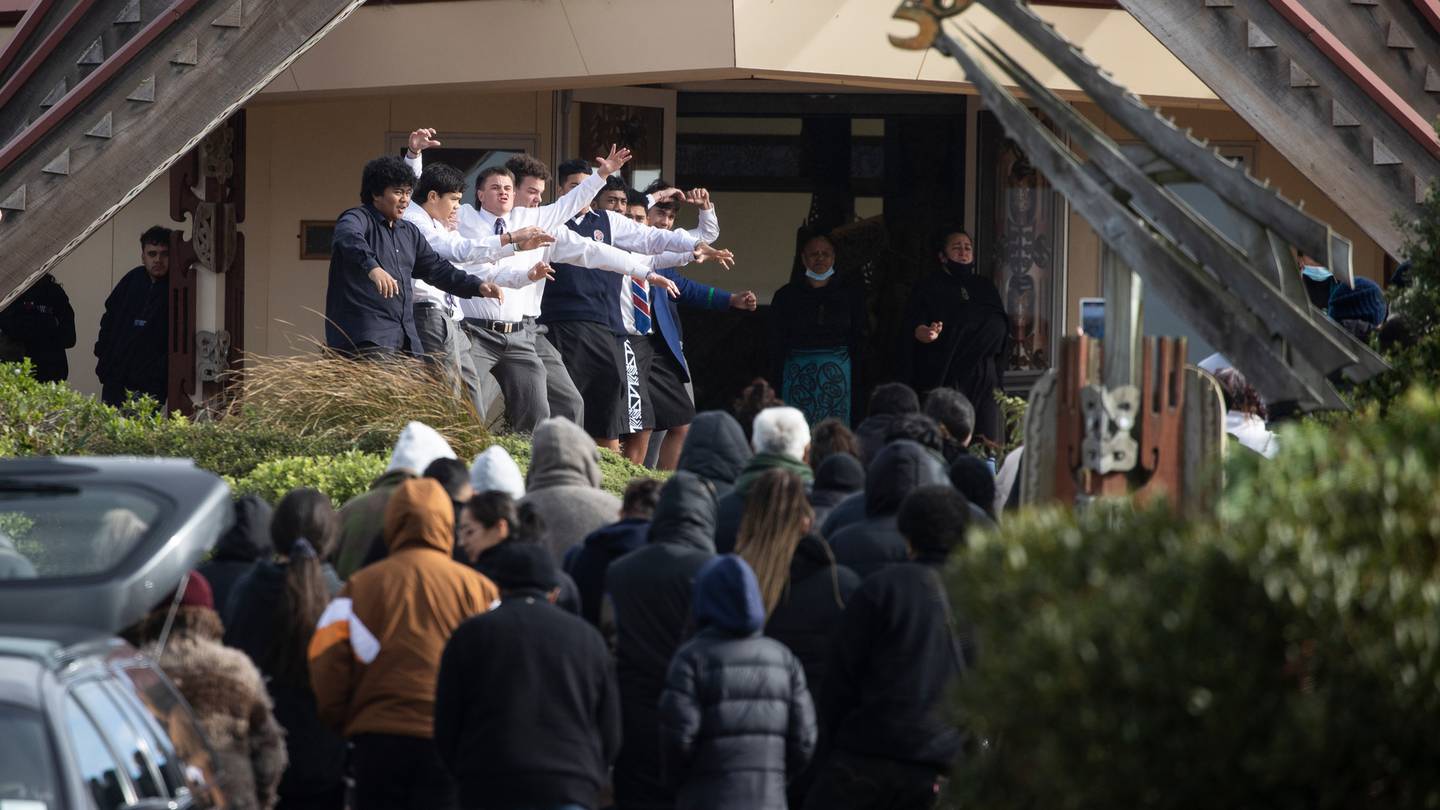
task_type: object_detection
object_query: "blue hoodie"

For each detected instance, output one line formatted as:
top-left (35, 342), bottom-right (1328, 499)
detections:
top-left (692, 555), bottom-right (765, 637)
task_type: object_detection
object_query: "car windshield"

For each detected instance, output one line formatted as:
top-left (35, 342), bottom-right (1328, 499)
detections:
top-left (0, 483), bottom-right (163, 580)
top-left (0, 702), bottom-right (61, 806)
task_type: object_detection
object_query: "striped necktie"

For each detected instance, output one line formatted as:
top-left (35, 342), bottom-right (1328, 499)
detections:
top-left (631, 277), bottom-right (652, 334)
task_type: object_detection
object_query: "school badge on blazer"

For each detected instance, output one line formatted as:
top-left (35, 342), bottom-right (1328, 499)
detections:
top-left (593, 230), bottom-right (605, 241)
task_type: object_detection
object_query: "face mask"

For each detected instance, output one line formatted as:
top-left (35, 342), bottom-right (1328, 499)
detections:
top-left (805, 266), bottom-right (836, 282)
top-left (1300, 265), bottom-right (1333, 282)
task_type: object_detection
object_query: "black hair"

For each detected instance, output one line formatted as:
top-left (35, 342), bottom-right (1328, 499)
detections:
top-left (466, 490), bottom-right (517, 530)
top-left (948, 456), bottom-right (996, 518)
top-left (884, 413), bottom-right (945, 455)
top-left (924, 387), bottom-right (975, 444)
top-left (732, 378), bottom-right (784, 441)
top-left (477, 166), bottom-right (514, 186)
top-left (359, 155), bottom-right (414, 204)
top-left (557, 159), bottom-right (591, 182)
top-left (414, 163), bottom-right (466, 205)
top-left (625, 188), bottom-right (649, 208)
top-left (621, 477), bottom-right (663, 519)
top-left (642, 178), bottom-right (681, 212)
top-left (936, 227), bottom-right (972, 253)
top-left (267, 488), bottom-right (337, 687)
top-left (869, 381), bottom-right (921, 417)
top-left (1213, 367), bottom-right (1268, 420)
top-left (505, 153), bottom-right (551, 186)
top-left (802, 233), bottom-right (835, 253)
top-left (140, 226), bottom-right (172, 247)
top-left (424, 457), bottom-right (472, 502)
top-left (897, 484), bottom-right (970, 560)
top-left (600, 175), bottom-right (627, 193)
top-left (809, 418), bottom-right (860, 471)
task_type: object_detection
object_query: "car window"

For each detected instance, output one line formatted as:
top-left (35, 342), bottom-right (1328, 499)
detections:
top-left (63, 695), bottom-right (129, 810)
top-left (119, 664), bottom-right (219, 808)
top-left (0, 484), bottom-right (162, 580)
top-left (0, 702), bottom-right (61, 808)
top-left (71, 682), bottom-right (163, 800)
top-left (99, 677), bottom-right (187, 799)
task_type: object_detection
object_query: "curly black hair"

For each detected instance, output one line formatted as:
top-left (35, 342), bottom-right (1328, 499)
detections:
top-left (359, 155), bottom-right (414, 204)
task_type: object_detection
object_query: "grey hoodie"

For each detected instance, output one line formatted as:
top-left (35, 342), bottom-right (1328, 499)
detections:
top-left (521, 418), bottom-right (623, 563)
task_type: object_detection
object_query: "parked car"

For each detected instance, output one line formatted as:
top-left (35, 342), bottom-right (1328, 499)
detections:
top-left (0, 457), bottom-right (233, 809)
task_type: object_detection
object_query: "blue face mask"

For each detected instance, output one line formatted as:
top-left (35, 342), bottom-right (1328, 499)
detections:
top-left (1301, 264), bottom-right (1333, 282)
top-left (805, 266), bottom-right (836, 282)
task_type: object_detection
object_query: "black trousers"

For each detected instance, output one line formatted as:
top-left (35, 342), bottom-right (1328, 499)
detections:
top-left (351, 733), bottom-right (457, 810)
top-left (801, 751), bottom-right (948, 810)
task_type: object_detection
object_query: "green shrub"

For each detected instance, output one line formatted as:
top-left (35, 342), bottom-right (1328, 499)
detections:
top-left (947, 388), bottom-right (1440, 809)
top-left (229, 451), bottom-right (388, 505)
top-left (0, 360), bottom-right (130, 457)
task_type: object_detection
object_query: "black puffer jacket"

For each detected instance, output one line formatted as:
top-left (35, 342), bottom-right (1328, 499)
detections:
top-left (606, 473), bottom-right (719, 810)
top-left (808, 454), bottom-right (864, 530)
top-left (676, 411), bottom-right (752, 495)
top-left (660, 555), bottom-right (816, 810)
top-left (201, 495), bottom-right (273, 623)
top-left (827, 441), bottom-right (948, 578)
top-left (767, 534), bottom-right (860, 696)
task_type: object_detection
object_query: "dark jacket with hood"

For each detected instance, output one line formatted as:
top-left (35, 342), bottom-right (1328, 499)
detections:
top-left (0, 273), bottom-right (75, 383)
top-left (827, 441), bottom-right (949, 578)
top-left (675, 411), bottom-right (752, 496)
top-left (659, 555), bottom-right (817, 810)
top-left (200, 495), bottom-right (273, 623)
top-left (714, 452), bottom-right (814, 554)
top-left (808, 453), bottom-right (865, 530)
top-left (224, 560), bottom-right (348, 805)
top-left (95, 266), bottom-right (169, 399)
top-left (568, 517), bottom-right (651, 629)
top-left (605, 473), bottom-right (719, 810)
top-left (475, 540), bottom-right (583, 616)
top-left (520, 418), bottom-right (623, 563)
top-left (820, 555), bottom-right (969, 772)
top-left (854, 413), bottom-right (903, 467)
top-left (766, 534), bottom-right (861, 697)
top-left (435, 585), bottom-right (621, 810)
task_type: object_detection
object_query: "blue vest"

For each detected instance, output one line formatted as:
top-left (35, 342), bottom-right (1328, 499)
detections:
top-left (538, 210), bottom-right (624, 330)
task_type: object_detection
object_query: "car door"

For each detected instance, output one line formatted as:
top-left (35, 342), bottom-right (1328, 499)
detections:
top-left (114, 661), bottom-right (220, 809)
top-left (66, 679), bottom-right (170, 808)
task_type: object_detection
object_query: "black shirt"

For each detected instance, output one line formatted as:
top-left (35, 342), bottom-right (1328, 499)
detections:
top-left (94, 266), bottom-right (168, 395)
top-left (0, 274), bottom-right (75, 382)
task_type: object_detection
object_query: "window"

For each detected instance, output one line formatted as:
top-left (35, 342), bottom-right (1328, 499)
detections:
top-left (64, 695), bottom-right (129, 810)
top-left (0, 483), bottom-right (163, 580)
top-left (0, 703), bottom-right (60, 807)
top-left (102, 676), bottom-right (187, 799)
top-left (121, 663), bottom-right (219, 805)
top-left (71, 681), bottom-right (164, 800)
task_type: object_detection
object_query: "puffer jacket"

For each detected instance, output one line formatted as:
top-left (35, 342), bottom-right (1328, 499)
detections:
top-left (606, 472), bottom-right (719, 810)
top-left (659, 555), bottom-right (816, 810)
top-left (521, 418), bottom-right (623, 563)
top-left (138, 606), bottom-right (287, 810)
top-left (200, 494), bottom-right (273, 622)
top-left (676, 411), bottom-right (751, 495)
top-left (827, 441), bottom-right (949, 578)
top-left (309, 478), bottom-right (500, 739)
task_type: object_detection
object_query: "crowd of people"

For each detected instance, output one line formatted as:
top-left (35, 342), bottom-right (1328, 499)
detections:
top-left (130, 382), bottom-right (993, 810)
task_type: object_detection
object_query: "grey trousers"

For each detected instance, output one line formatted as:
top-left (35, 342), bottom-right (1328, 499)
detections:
top-left (413, 304), bottom-right (489, 419)
top-left (463, 318), bottom-right (583, 433)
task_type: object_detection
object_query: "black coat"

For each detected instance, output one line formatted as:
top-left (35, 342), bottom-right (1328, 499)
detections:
top-left (767, 534), bottom-right (861, 696)
top-left (675, 411), bottom-right (752, 496)
top-left (94, 266), bottom-right (168, 399)
top-left (606, 473), bottom-right (718, 810)
top-left (808, 454), bottom-right (864, 531)
top-left (0, 274), bottom-right (75, 382)
top-left (567, 517), bottom-right (650, 630)
top-left (768, 279), bottom-right (866, 385)
top-left (223, 561), bottom-right (347, 804)
top-left (827, 441), bottom-right (949, 578)
top-left (659, 556), bottom-right (816, 810)
top-left (475, 540), bottom-right (583, 616)
top-left (200, 495), bottom-right (273, 624)
top-left (854, 414), bottom-right (901, 467)
top-left (435, 590), bottom-right (621, 810)
top-left (819, 558), bottom-right (969, 771)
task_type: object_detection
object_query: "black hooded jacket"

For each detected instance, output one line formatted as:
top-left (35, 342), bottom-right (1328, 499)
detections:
top-left (567, 517), bottom-right (650, 630)
top-left (94, 266), bottom-right (169, 396)
top-left (606, 473), bottom-right (719, 810)
top-left (809, 454), bottom-right (865, 530)
top-left (0, 274), bottom-right (75, 382)
top-left (676, 411), bottom-right (752, 495)
top-left (767, 534), bottom-right (861, 697)
top-left (201, 495), bottom-right (273, 623)
top-left (659, 555), bottom-right (816, 810)
top-left (827, 441), bottom-right (949, 578)
top-left (819, 557), bottom-right (969, 771)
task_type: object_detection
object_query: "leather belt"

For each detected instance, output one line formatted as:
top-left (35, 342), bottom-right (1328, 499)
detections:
top-left (466, 318), bottom-right (522, 334)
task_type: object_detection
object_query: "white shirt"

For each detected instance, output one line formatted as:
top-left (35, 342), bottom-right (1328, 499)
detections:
top-left (616, 208), bottom-right (720, 336)
top-left (400, 205), bottom-right (515, 320)
top-left (1226, 412), bottom-right (1279, 459)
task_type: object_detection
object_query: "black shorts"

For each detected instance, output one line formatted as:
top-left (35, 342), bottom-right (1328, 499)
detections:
top-left (544, 320), bottom-right (626, 439)
top-left (647, 334), bottom-right (696, 431)
top-left (618, 333), bottom-right (657, 435)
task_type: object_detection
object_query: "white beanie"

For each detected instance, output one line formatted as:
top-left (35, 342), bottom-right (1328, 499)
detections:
top-left (386, 421), bottom-right (457, 474)
top-left (470, 445), bottom-right (526, 499)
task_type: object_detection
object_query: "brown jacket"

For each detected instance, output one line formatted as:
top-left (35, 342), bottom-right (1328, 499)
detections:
top-left (309, 478), bottom-right (499, 739)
